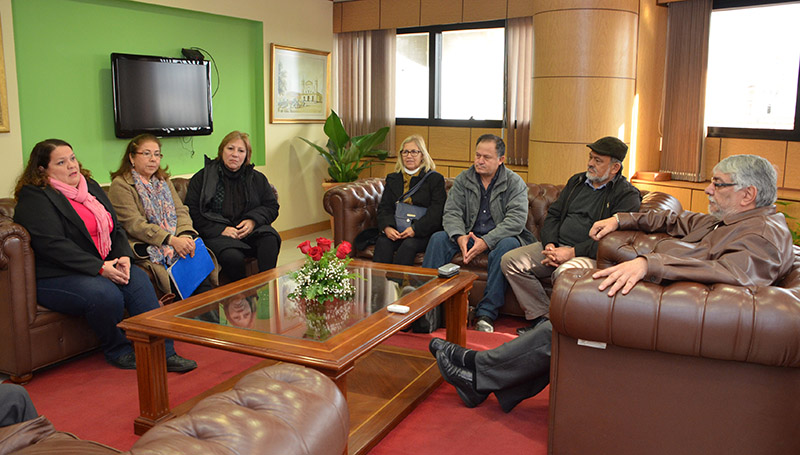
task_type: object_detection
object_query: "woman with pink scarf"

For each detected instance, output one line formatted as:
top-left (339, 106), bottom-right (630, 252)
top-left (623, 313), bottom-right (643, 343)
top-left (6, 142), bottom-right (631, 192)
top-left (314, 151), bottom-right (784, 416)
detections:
top-left (13, 139), bottom-right (196, 372)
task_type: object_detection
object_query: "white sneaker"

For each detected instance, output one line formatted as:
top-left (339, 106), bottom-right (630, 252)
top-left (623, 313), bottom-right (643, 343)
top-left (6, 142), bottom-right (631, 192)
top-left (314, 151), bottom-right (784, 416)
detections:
top-left (475, 317), bottom-right (494, 333)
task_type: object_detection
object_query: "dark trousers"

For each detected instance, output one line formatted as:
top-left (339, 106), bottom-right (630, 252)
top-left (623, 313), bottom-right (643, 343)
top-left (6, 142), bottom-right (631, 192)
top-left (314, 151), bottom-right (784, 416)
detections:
top-left (372, 235), bottom-right (430, 266)
top-left (0, 384), bottom-right (37, 427)
top-left (475, 320), bottom-right (552, 412)
top-left (216, 232), bottom-right (281, 282)
top-left (36, 266), bottom-right (176, 361)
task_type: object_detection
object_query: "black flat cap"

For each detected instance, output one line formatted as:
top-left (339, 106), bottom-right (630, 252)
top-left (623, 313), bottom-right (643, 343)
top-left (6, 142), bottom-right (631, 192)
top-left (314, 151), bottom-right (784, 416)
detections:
top-left (587, 136), bottom-right (628, 161)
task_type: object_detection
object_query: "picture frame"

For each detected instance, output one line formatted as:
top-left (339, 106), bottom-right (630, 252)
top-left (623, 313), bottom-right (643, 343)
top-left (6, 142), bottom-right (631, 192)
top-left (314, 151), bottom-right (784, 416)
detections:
top-left (270, 44), bottom-right (330, 123)
top-left (0, 17), bottom-right (10, 133)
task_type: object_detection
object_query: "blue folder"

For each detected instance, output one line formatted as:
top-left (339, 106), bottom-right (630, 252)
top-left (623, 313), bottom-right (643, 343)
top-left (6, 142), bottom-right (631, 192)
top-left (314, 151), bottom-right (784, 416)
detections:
top-left (167, 238), bottom-right (214, 299)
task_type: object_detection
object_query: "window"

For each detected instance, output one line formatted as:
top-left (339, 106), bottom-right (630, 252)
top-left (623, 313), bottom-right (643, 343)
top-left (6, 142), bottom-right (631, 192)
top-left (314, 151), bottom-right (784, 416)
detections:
top-left (705, 1), bottom-right (800, 140)
top-left (396, 21), bottom-right (505, 127)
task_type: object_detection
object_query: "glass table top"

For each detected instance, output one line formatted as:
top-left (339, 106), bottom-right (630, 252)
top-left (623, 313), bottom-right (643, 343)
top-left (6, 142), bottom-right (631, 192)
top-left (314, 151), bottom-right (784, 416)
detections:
top-left (179, 264), bottom-right (437, 342)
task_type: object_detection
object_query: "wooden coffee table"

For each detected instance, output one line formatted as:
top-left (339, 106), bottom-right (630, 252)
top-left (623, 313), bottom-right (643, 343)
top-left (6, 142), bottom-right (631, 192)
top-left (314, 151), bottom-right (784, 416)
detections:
top-left (118, 259), bottom-right (476, 455)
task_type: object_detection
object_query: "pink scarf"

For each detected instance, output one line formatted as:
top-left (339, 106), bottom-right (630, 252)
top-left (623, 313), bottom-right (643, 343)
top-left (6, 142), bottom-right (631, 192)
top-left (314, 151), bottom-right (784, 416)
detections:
top-left (50, 175), bottom-right (113, 258)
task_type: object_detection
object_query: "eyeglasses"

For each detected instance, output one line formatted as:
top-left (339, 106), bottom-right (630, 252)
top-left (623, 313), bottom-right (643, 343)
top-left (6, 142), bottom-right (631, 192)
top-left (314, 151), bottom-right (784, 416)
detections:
top-left (133, 151), bottom-right (163, 159)
top-left (711, 181), bottom-right (738, 189)
top-left (401, 150), bottom-right (421, 156)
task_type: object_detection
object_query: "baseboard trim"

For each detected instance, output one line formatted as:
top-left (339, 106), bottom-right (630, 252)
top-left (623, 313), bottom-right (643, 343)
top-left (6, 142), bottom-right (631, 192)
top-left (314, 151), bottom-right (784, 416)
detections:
top-left (279, 220), bottom-right (330, 240)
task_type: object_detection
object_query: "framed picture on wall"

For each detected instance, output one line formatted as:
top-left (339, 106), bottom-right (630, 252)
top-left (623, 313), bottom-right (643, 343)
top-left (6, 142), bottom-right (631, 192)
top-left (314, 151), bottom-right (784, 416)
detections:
top-left (270, 44), bottom-right (330, 123)
top-left (0, 17), bottom-right (10, 133)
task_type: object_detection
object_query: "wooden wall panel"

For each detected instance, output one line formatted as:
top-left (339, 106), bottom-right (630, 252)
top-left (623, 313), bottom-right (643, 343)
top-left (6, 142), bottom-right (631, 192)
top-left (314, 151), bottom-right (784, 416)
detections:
top-left (634, 182), bottom-right (693, 211)
top-left (531, 0), bottom-right (639, 15)
top-left (690, 189), bottom-right (709, 214)
top-left (381, 0), bottom-right (421, 29)
top-left (784, 142), bottom-right (800, 189)
top-left (369, 161), bottom-right (394, 178)
top-left (534, 9), bottom-right (637, 78)
top-left (529, 142), bottom-right (588, 185)
top-left (342, 0), bottom-right (381, 32)
top-left (507, 0), bottom-right (535, 18)
top-left (429, 126), bottom-right (471, 161)
top-left (420, 0), bottom-right (462, 26)
top-left (333, 2), bottom-right (343, 33)
top-left (395, 125), bottom-right (430, 154)
top-left (531, 78), bottom-right (635, 144)
top-left (463, 0), bottom-right (506, 22)
top-left (720, 138), bottom-right (787, 187)
top-left (449, 166), bottom-right (469, 177)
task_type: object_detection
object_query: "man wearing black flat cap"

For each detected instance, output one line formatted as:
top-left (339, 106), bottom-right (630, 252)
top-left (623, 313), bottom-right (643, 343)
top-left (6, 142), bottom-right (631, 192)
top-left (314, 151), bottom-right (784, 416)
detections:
top-left (500, 136), bottom-right (641, 335)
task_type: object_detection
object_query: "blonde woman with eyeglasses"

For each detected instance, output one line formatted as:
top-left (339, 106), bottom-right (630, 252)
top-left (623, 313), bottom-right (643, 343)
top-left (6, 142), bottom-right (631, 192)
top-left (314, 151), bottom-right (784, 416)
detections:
top-left (372, 134), bottom-right (446, 266)
top-left (109, 134), bottom-right (218, 299)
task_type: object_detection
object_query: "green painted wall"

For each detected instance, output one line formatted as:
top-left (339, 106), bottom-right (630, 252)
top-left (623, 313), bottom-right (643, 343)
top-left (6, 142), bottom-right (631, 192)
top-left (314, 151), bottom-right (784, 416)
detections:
top-left (12, 0), bottom-right (265, 182)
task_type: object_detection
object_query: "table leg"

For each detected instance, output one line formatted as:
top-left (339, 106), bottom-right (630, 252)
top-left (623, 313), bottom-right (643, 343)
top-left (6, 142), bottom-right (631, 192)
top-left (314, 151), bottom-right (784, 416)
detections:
top-left (444, 284), bottom-right (470, 346)
top-left (127, 331), bottom-right (172, 435)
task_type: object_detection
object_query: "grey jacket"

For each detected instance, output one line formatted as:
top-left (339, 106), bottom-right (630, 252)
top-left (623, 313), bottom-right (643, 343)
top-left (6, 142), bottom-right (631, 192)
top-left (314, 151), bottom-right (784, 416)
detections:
top-left (443, 165), bottom-right (534, 249)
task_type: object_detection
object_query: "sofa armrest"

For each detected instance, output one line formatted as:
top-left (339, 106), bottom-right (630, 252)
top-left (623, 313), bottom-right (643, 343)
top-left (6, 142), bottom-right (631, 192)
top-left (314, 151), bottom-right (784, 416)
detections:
top-left (127, 363), bottom-right (349, 455)
top-left (639, 190), bottom-right (683, 214)
top-left (551, 268), bottom-right (800, 368)
top-left (0, 219), bottom-right (38, 378)
top-left (595, 230), bottom-right (671, 269)
top-left (323, 178), bottom-right (384, 247)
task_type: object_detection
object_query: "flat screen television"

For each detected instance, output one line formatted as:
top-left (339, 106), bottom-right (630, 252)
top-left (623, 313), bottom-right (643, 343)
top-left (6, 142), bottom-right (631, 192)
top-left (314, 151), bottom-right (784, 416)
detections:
top-left (111, 52), bottom-right (213, 138)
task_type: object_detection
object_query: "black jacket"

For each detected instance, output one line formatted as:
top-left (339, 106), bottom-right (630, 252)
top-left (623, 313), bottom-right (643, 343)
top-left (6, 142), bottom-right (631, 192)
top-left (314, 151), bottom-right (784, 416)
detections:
top-left (184, 157), bottom-right (280, 252)
top-left (376, 169), bottom-right (446, 238)
top-left (14, 179), bottom-right (133, 279)
top-left (540, 172), bottom-right (641, 258)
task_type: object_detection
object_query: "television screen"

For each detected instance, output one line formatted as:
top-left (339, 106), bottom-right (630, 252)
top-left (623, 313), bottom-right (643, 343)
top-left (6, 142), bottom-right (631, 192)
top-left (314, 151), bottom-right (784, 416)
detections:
top-left (111, 53), bottom-right (213, 138)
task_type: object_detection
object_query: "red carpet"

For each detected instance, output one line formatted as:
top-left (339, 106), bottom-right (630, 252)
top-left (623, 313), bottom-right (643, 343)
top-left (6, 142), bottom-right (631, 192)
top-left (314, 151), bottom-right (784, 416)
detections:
top-left (12, 316), bottom-right (549, 454)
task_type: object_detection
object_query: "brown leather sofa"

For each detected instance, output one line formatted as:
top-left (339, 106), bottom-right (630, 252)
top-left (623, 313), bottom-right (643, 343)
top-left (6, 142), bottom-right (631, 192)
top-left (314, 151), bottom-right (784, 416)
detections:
top-left (547, 231), bottom-right (800, 455)
top-left (0, 177), bottom-right (274, 383)
top-left (323, 177), bottom-right (682, 316)
top-left (0, 363), bottom-right (349, 455)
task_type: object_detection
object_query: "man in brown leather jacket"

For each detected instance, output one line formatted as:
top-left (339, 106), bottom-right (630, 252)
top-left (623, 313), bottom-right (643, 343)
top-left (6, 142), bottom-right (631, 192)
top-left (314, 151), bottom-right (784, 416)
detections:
top-left (429, 154), bottom-right (794, 413)
top-left (590, 153), bottom-right (793, 295)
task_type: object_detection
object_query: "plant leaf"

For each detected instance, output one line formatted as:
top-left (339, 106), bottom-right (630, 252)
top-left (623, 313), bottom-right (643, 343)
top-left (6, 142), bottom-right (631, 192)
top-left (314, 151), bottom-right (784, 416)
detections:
top-left (323, 110), bottom-right (350, 150)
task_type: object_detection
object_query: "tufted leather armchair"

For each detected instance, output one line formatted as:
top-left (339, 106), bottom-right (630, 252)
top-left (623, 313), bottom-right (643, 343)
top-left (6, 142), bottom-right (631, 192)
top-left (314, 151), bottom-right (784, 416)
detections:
top-left (0, 363), bottom-right (349, 455)
top-left (547, 232), bottom-right (800, 455)
top-left (323, 177), bottom-right (682, 316)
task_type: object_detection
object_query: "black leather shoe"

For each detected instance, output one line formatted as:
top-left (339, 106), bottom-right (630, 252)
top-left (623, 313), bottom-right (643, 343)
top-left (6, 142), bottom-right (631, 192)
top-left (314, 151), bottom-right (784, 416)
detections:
top-left (108, 352), bottom-right (136, 370)
top-left (429, 338), bottom-right (471, 368)
top-left (516, 316), bottom-right (549, 336)
top-left (166, 354), bottom-right (197, 373)
top-left (435, 350), bottom-right (488, 408)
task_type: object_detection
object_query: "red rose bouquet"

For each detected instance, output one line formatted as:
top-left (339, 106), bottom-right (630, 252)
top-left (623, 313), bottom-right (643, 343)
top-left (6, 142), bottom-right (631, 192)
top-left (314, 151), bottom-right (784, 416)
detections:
top-left (288, 238), bottom-right (358, 304)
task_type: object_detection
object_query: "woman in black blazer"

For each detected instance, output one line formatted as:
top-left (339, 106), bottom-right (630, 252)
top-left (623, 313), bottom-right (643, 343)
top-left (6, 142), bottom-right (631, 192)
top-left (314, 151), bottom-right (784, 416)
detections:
top-left (13, 139), bottom-right (196, 372)
top-left (373, 135), bottom-right (446, 265)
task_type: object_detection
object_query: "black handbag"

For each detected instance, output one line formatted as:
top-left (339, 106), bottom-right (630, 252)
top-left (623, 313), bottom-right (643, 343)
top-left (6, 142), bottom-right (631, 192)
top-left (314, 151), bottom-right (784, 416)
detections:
top-left (394, 171), bottom-right (437, 231)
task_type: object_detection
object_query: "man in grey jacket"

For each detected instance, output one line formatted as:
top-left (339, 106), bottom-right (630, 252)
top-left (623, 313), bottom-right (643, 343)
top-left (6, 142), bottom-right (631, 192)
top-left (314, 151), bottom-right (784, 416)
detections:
top-left (422, 134), bottom-right (534, 332)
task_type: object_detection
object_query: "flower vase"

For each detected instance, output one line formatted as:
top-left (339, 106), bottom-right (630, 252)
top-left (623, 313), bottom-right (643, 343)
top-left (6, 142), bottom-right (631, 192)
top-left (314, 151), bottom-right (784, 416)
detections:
top-left (297, 298), bottom-right (354, 341)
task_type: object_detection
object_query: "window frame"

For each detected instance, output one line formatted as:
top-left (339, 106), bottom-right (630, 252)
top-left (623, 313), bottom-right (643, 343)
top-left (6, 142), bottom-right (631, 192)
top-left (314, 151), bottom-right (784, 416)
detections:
top-left (395, 19), bottom-right (506, 129)
top-left (706, 0), bottom-right (800, 141)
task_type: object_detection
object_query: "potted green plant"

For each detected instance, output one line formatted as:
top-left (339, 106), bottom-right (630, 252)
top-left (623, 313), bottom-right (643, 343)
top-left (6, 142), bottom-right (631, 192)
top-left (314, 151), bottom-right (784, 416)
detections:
top-left (300, 110), bottom-right (390, 183)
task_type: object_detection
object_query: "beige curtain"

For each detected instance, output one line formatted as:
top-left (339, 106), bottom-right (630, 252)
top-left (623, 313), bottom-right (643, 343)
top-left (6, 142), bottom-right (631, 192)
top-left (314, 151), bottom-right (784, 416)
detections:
top-left (660, 0), bottom-right (712, 182)
top-left (333, 29), bottom-right (396, 155)
top-left (505, 17), bottom-right (533, 166)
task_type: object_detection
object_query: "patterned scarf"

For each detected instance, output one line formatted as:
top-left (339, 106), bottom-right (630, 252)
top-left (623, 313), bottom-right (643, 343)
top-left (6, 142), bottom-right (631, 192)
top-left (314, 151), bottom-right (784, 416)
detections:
top-left (49, 174), bottom-right (113, 259)
top-left (131, 170), bottom-right (178, 266)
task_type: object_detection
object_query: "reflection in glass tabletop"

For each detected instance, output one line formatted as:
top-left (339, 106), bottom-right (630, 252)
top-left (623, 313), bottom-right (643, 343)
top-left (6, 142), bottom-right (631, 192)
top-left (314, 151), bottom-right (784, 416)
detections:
top-left (179, 265), bottom-right (436, 341)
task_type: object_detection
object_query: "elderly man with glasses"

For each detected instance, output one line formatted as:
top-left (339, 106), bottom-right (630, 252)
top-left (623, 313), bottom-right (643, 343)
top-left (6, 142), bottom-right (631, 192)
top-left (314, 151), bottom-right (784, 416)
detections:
top-left (429, 154), bottom-right (794, 413)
